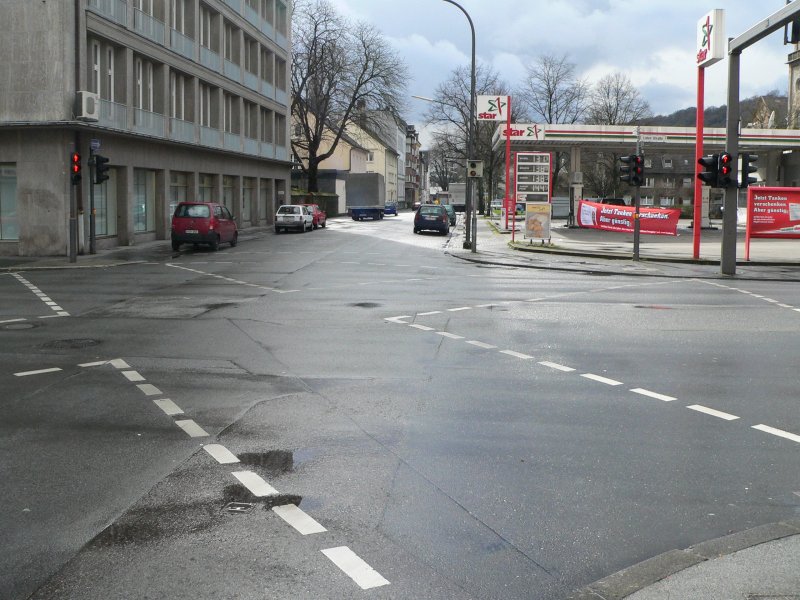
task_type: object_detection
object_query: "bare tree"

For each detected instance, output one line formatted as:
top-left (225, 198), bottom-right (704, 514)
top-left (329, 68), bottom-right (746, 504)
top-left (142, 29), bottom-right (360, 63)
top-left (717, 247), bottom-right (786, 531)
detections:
top-left (291, 0), bottom-right (408, 192)
top-left (426, 137), bottom-right (462, 192)
top-left (586, 72), bottom-right (652, 125)
top-left (424, 64), bottom-right (527, 212)
top-left (517, 53), bottom-right (589, 192)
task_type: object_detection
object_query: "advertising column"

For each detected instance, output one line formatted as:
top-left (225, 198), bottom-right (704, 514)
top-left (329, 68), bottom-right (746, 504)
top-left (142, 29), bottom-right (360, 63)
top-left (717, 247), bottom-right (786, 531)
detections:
top-left (515, 152), bottom-right (552, 242)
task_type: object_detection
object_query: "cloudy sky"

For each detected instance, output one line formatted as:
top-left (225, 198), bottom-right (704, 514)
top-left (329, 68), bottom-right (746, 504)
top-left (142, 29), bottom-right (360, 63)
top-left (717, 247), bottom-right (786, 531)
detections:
top-left (327, 0), bottom-right (794, 144)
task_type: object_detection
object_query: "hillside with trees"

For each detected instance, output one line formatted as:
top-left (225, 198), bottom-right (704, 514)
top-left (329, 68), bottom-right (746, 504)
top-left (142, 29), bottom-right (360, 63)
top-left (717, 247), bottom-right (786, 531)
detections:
top-left (643, 91), bottom-right (788, 128)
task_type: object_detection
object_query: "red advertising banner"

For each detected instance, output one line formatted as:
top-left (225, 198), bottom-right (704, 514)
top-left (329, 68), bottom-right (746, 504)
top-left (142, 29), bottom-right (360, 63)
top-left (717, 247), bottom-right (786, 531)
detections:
top-left (747, 187), bottom-right (800, 238)
top-left (577, 200), bottom-right (681, 236)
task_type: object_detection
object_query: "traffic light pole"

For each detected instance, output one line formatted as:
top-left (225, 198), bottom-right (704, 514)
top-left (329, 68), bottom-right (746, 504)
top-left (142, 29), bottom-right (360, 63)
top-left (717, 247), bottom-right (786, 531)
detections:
top-left (633, 139), bottom-right (642, 261)
top-left (88, 150), bottom-right (96, 255)
top-left (721, 50), bottom-right (740, 276)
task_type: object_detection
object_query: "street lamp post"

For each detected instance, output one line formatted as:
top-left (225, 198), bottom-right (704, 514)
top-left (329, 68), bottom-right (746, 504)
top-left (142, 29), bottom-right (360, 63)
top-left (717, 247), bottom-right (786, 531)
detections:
top-left (441, 0), bottom-right (477, 253)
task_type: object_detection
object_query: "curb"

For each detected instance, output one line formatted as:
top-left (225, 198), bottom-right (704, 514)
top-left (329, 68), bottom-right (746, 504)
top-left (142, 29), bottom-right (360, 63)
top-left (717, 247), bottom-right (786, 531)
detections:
top-left (567, 519), bottom-right (800, 600)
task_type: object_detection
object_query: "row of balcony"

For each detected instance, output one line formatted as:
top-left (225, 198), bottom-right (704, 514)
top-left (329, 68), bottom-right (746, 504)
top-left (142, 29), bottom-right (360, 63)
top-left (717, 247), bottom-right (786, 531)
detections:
top-left (87, 0), bottom-right (289, 106)
top-left (99, 99), bottom-right (288, 161)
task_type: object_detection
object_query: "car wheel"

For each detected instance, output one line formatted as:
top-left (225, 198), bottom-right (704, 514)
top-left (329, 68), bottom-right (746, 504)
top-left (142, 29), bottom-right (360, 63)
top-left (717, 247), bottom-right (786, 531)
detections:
top-left (413, 228), bottom-right (418, 234)
top-left (379, 213), bottom-right (384, 220)
top-left (209, 235), bottom-right (219, 251)
top-left (171, 240), bottom-right (180, 251)
top-left (321, 221), bottom-right (326, 228)
top-left (230, 232), bottom-right (238, 247)
top-left (313, 222), bottom-right (318, 230)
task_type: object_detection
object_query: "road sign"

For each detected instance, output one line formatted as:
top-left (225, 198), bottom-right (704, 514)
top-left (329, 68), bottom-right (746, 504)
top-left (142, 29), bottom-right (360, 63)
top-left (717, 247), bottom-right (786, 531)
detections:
top-left (90, 138), bottom-right (101, 151)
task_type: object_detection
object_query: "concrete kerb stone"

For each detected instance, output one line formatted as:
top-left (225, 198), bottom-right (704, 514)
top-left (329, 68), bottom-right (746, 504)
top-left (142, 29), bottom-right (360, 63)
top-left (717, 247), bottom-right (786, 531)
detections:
top-left (568, 519), bottom-right (800, 600)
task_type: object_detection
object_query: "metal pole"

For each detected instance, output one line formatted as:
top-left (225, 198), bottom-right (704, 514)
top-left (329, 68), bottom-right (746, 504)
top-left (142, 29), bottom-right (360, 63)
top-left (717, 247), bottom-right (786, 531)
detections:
top-left (442, 0), bottom-right (476, 252)
top-left (633, 136), bottom-right (641, 261)
top-left (89, 150), bottom-right (96, 254)
top-left (721, 49), bottom-right (740, 276)
top-left (693, 66), bottom-right (705, 259)
top-left (504, 97), bottom-right (511, 231)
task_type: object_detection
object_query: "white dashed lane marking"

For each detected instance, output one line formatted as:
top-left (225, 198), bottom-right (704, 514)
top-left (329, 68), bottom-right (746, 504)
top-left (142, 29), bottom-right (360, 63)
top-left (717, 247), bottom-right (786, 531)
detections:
top-left (752, 424), bottom-right (800, 444)
top-left (204, 444), bottom-right (240, 464)
top-left (581, 373), bottom-right (624, 386)
top-left (136, 383), bottom-right (162, 396)
top-left (153, 398), bottom-right (184, 416)
top-left (687, 404), bottom-right (740, 421)
top-left (122, 370), bottom-right (146, 382)
top-left (272, 504), bottom-right (327, 535)
top-left (630, 388), bottom-right (676, 402)
top-left (538, 361), bottom-right (576, 373)
top-left (232, 471), bottom-right (279, 496)
top-left (8, 273), bottom-right (70, 320)
top-left (14, 367), bottom-right (62, 377)
top-left (467, 340), bottom-right (497, 349)
top-left (175, 419), bottom-right (209, 438)
top-left (322, 546), bottom-right (390, 590)
top-left (409, 324), bottom-right (434, 331)
top-left (500, 350), bottom-right (534, 360)
top-left (436, 331), bottom-right (464, 339)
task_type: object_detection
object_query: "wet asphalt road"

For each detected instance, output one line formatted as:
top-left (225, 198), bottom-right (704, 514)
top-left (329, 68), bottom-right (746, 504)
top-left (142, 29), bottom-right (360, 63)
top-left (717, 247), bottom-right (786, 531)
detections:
top-left (1, 212), bottom-right (799, 599)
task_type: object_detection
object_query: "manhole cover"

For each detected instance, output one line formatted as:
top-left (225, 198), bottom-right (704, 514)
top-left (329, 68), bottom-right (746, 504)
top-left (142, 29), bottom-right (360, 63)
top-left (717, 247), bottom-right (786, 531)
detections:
top-left (224, 502), bottom-right (255, 514)
top-left (2, 322), bottom-right (36, 330)
top-left (349, 302), bottom-right (381, 308)
top-left (38, 338), bottom-right (101, 350)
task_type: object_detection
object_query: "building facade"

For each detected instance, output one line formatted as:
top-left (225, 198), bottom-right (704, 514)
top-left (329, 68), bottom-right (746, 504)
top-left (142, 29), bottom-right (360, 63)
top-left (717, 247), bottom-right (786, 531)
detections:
top-left (0, 0), bottom-right (292, 256)
top-left (404, 124), bottom-right (421, 208)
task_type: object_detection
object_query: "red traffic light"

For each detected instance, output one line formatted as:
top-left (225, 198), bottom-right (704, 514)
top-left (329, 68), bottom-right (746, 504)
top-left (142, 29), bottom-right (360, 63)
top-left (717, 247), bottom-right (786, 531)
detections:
top-left (70, 152), bottom-right (82, 184)
top-left (719, 152), bottom-right (732, 176)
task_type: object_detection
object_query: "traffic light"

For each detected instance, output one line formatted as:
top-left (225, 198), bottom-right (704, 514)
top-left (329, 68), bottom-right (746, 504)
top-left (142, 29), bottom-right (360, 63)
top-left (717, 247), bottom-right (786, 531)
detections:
top-left (619, 154), bottom-right (635, 184)
top-left (739, 153), bottom-right (758, 188)
top-left (70, 152), bottom-right (81, 185)
top-left (94, 153), bottom-right (110, 184)
top-left (467, 160), bottom-right (483, 178)
top-left (697, 154), bottom-right (719, 187)
top-left (630, 154), bottom-right (644, 187)
top-left (718, 152), bottom-right (734, 188)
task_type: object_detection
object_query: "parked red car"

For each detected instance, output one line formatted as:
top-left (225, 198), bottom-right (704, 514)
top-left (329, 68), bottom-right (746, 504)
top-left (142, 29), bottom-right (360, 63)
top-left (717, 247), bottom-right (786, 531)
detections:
top-left (301, 203), bottom-right (327, 229)
top-left (171, 202), bottom-right (238, 251)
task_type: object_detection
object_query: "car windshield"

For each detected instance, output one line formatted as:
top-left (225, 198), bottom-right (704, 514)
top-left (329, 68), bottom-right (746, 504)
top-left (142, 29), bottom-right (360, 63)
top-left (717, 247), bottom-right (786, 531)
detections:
top-left (278, 206), bottom-right (300, 214)
top-left (175, 204), bottom-right (210, 218)
top-left (420, 206), bottom-right (443, 215)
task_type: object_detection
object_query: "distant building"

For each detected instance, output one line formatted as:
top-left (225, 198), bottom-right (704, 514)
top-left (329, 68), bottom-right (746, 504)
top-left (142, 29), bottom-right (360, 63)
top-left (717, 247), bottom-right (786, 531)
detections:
top-left (405, 125), bottom-right (422, 208)
top-left (0, 0), bottom-right (292, 256)
top-left (346, 112), bottom-right (403, 204)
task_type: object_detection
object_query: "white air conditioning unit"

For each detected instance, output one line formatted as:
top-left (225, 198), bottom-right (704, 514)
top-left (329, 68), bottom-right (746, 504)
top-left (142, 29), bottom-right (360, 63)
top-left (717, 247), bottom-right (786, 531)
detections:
top-left (76, 91), bottom-right (99, 122)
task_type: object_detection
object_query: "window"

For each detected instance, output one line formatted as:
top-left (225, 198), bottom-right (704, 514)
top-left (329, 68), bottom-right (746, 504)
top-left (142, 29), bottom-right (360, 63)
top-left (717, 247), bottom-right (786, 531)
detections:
top-left (644, 158), bottom-right (652, 168)
top-left (275, 113), bottom-right (286, 147)
top-left (682, 177), bottom-right (693, 188)
top-left (276, 1), bottom-right (287, 36)
top-left (0, 164), bottom-right (18, 240)
top-left (245, 37), bottom-right (258, 74)
top-left (170, 71), bottom-right (188, 120)
top-left (222, 175), bottom-right (235, 211)
top-left (200, 5), bottom-right (212, 49)
top-left (223, 93), bottom-right (236, 133)
top-left (94, 172), bottom-right (117, 236)
top-left (662, 177), bottom-right (675, 188)
top-left (366, 152), bottom-right (374, 162)
top-left (275, 57), bottom-right (286, 91)
top-left (134, 58), bottom-right (154, 110)
top-left (244, 102), bottom-right (258, 138)
top-left (263, 0), bottom-right (274, 25)
top-left (261, 49), bottom-right (274, 84)
top-left (133, 169), bottom-right (156, 232)
top-left (171, 0), bottom-right (185, 32)
top-left (91, 41), bottom-right (101, 95)
top-left (199, 82), bottom-right (212, 126)
top-left (242, 177), bottom-right (255, 223)
top-left (662, 157), bottom-right (673, 168)
top-left (106, 47), bottom-right (115, 102)
top-left (224, 22), bottom-right (237, 62)
top-left (644, 177), bottom-right (655, 188)
top-left (659, 197), bottom-right (675, 206)
top-left (260, 108), bottom-right (273, 142)
top-left (169, 171), bottom-right (189, 216)
top-left (199, 173), bottom-right (214, 201)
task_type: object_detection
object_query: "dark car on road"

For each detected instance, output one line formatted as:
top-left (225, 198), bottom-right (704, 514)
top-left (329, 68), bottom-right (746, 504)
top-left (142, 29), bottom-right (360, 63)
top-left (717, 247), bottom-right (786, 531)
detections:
top-left (171, 202), bottom-right (238, 251)
top-left (414, 204), bottom-right (450, 235)
top-left (443, 203), bottom-right (456, 225)
top-left (384, 201), bottom-right (398, 216)
top-left (301, 203), bottom-right (327, 229)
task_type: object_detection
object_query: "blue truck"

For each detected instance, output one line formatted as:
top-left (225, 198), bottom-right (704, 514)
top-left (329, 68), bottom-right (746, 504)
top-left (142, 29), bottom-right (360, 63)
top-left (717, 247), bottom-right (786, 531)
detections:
top-left (346, 173), bottom-right (386, 220)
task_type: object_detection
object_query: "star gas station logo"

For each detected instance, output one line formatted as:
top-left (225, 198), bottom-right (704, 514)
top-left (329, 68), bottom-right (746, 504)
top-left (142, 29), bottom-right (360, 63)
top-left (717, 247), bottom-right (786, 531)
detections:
top-left (696, 9), bottom-right (724, 68)
top-left (697, 16), bottom-right (713, 64)
top-left (477, 95), bottom-right (509, 121)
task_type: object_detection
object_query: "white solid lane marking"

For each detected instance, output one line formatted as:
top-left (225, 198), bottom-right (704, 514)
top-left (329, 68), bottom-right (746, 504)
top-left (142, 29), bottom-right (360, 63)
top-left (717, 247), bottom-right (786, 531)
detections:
top-left (79, 360), bottom-right (108, 367)
top-left (752, 424), bottom-right (800, 444)
top-left (418, 311), bottom-right (442, 316)
top-left (232, 471), bottom-right (279, 496)
top-left (136, 383), bottom-right (162, 396)
top-left (475, 303), bottom-right (499, 308)
top-left (538, 361), bottom-right (576, 372)
top-left (321, 546), bottom-right (390, 590)
top-left (687, 404), bottom-right (739, 420)
top-left (447, 307), bottom-right (472, 312)
top-left (778, 303), bottom-right (793, 308)
top-left (153, 398), bottom-right (184, 416)
top-left (203, 444), bottom-right (240, 464)
top-left (409, 324), bottom-right (434, 331)
top-left (436, 332), bottom-right (464, 339)
top-left (109, 359), bottom-right (130, 369)
top-left (122, 370), bottom-right (146, 382)
top-left (630, 388), bottom-right (676, 402)
top-left (272, 504), bottom-right (327, 535)
top-left (0, 318), bottom-right (27, 324)
top-left (14, 367), bottom-right (62, 377)
top-left (467, 340), bottom-right (497, 349)
top-left (175, 419), bottom-right (209, 438)
top-left (500, 350), bottom-right (534, 360)
top-left (581, 373), bottom-right (624, 386)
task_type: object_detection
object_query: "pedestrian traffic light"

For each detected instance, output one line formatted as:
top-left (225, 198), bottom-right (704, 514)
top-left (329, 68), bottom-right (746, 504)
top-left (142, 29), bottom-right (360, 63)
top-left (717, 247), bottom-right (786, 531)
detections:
top-left (739, 153), bottom-right (758, 188)
top-left (70, 152), bottom-right (81, 185)
top-left (697, 154), bottom-right (719, 187)
top-left (467, 160), bottom-right (483, 178)
top-left (630, 154), bottom-right (644, 187)
top-left (718, 152), bottom-right (734, 188)
top-left (94, 153), bottom-right (110, 184)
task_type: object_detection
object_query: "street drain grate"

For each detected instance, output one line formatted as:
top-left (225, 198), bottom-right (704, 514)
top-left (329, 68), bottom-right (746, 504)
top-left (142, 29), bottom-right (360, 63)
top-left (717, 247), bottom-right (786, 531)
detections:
top-left (2, 322), bottom-right (36, 330)
top-left (350, 302), bottom-right (381, 308)
top-left (224, 502), bottom-right (255, 514)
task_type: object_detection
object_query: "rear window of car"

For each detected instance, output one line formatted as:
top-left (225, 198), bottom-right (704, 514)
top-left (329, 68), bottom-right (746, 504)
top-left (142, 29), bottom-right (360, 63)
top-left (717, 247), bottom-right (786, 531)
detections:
top-left (277, 206), bottom-right (300, 214)
top-left (175, 204), bottom-right (210, 218)
top-left (420, 206), bottom-right (444, 215)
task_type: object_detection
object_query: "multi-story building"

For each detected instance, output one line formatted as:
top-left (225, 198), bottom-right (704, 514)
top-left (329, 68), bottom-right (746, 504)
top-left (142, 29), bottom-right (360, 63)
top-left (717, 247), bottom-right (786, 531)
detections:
top-left (347, 116), bottom-right (400, 204)
top-left (0, 0), bottom-right (292, 256)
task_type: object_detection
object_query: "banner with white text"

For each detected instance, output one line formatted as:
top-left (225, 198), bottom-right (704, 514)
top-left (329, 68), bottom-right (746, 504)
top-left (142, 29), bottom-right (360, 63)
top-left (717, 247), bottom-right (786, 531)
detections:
top-left (747, 187), bottom-right (800, 238)
top-left (577, 200), bottom-right (681, 236)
